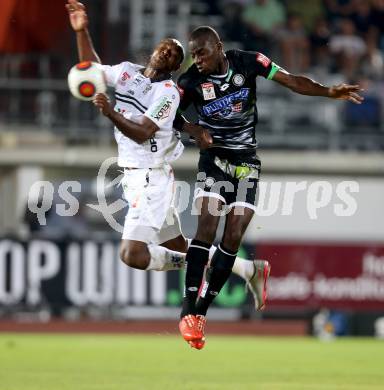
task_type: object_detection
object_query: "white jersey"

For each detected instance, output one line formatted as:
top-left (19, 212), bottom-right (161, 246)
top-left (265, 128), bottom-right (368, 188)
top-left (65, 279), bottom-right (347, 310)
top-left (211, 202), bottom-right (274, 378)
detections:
top-left (102, 62), bottom-right (184, 168)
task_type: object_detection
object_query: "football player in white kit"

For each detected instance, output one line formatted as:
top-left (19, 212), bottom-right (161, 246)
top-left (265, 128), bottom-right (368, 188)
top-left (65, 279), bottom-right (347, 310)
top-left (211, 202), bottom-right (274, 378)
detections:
top-left (66, 0), bottom-right (270, 312)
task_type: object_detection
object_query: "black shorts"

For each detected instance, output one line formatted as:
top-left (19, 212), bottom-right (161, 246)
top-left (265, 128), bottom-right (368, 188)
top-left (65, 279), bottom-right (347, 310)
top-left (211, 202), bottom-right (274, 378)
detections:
top-left (195, 149), bottom-right (261, 210)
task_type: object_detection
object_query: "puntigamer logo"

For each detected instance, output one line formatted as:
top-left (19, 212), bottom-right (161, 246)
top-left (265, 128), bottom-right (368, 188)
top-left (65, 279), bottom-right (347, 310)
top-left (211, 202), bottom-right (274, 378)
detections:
top-left (151, 96), bottom-right (172, 120)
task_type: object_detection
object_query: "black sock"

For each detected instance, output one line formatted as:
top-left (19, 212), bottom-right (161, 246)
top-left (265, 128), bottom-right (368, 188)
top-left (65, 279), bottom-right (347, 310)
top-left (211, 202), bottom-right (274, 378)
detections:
top-left (195, 243), bottom-right (237, 316)
top-left (180, 239), bottom-right (211, 318)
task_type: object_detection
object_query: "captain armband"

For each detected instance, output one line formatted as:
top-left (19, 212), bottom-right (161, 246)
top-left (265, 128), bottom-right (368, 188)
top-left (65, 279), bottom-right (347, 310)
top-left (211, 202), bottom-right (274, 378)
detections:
top-left (267, 63), bottom-right (281, 80)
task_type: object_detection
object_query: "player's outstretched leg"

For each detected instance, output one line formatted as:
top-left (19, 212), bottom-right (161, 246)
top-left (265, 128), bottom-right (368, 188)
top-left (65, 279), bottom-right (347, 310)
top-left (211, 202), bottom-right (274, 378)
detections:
top-left (179, 197), bottom-right (222, 346)
top-left (120, 235), bottom-right (271, 311)
top-left (246, 260), bottom-right (271, 310)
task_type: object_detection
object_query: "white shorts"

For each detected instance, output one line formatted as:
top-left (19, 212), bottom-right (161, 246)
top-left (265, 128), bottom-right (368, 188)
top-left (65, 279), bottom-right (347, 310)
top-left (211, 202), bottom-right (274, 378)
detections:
top-left (121, 164), bottom-right (182, 244)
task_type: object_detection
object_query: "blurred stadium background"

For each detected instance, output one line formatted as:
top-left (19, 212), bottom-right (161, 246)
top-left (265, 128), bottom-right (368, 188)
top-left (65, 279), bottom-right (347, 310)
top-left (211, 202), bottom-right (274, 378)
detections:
top-left (0, 0), bottom-right (384, 345)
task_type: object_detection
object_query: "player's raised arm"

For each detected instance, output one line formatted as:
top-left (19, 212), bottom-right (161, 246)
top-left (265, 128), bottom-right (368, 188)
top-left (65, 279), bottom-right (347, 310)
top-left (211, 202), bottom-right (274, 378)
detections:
top-left (92, 93), bottom-right (158, 144)
top-left (66, 0), bottom-right (101, 63)
top-left (272, 69), bottom-right (364, 104)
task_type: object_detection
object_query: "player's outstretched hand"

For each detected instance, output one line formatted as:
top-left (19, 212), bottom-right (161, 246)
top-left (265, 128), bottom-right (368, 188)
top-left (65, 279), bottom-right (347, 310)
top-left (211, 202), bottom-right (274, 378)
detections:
top-left (184, 123), bottom-right (213, 149)
top-left (328, 84), bottom-right (364, 104)
top-left (66, 0), bottom-right (88, 32)
top-left (93, 93), bottom-right (113, 117)
top-left (195, 127), bottom-right (213, 149)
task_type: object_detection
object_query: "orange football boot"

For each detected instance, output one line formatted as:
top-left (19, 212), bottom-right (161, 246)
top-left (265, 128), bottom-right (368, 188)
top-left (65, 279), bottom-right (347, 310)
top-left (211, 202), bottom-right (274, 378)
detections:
top-left (179, 314), bottom-right (203, 342)
top-left (188, 315), bottom-right (206, 350)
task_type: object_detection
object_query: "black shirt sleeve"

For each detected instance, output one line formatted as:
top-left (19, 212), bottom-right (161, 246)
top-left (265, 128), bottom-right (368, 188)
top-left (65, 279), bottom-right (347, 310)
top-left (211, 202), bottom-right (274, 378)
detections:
top-left (232, 49), bottom-right (278, 80)
top-left (177, 73), bottom-right (194, 112)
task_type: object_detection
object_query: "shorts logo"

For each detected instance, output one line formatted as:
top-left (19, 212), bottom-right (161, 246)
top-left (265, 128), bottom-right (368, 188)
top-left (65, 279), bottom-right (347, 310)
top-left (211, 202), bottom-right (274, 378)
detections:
top-left (232, 74), bottom-right (245, 86)
top-left (256, 53), bottom-right (271, 68)
top-left (205, 177), bottom-right (215, 188)
top-left (150, 96), bottom-right (172, 121)
top-left (201, 82), bottom-right (216, 100)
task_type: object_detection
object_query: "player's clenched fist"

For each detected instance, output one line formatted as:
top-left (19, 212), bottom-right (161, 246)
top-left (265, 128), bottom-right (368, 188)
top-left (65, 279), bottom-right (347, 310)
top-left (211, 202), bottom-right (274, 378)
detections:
top-left (93, 93), bottom-right (113, 117)
top-left (66, 0), bottom-right (88, 32)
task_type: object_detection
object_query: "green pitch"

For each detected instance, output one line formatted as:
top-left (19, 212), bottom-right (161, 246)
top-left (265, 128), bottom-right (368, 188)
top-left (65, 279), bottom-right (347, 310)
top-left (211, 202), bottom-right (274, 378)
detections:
top-left (1, 334), bottom-right (383, 390)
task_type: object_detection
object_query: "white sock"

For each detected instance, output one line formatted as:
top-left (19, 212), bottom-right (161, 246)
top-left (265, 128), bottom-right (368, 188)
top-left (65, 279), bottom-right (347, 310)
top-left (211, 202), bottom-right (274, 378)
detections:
top-left (209, 244), bottom-right (254, 281)
top-left (231, 256), bottom-right (254, 280)
top-left (162, 238), bottom-right (255, 281)
top-left (146, 245), bottom-right (186, 271)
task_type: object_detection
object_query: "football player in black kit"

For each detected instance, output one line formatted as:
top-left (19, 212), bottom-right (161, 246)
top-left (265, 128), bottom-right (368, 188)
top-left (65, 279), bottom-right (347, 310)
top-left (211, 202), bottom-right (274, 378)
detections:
top-left (177, 26), bottom-right (364, 349)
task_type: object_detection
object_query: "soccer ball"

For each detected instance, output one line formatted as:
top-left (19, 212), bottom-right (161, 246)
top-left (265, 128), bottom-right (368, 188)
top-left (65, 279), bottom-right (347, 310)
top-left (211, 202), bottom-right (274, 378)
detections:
top-left (67, 61), bottom-right (106, 101)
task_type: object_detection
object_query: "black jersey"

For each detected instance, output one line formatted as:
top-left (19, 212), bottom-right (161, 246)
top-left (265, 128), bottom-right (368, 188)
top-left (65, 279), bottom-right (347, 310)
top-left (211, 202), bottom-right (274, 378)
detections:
top-left (178, 50), bottom-right (279, 157)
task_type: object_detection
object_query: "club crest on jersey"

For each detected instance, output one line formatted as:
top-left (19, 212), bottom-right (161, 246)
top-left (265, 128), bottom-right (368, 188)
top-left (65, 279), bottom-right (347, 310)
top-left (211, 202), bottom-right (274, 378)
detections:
top-left (119, 72), bottom-right (131, 86)
top-left (232, 74), bottom-right (245, 86)
top-left (201, 82), bottom-right (216, 100)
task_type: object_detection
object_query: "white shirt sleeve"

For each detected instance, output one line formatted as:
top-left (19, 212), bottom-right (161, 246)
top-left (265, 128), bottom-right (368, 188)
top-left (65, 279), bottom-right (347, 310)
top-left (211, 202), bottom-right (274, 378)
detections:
top-left (144, 87), bottom-right (180, 128)
top-left (100, 63), bottom-right (124, 87)
top-left (101, 61), bottom-right (141, 88)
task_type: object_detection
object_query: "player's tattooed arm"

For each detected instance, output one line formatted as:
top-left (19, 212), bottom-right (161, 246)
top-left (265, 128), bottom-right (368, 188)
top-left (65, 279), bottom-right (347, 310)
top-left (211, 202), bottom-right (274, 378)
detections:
top-left (174, 113), bottom-right (212, 149)
top-left (272, 69), bottom-right (364, 104)
top-left (66, 0), bottom-right (101, 63)
top-left (93, 94), bottom-right (158, 144)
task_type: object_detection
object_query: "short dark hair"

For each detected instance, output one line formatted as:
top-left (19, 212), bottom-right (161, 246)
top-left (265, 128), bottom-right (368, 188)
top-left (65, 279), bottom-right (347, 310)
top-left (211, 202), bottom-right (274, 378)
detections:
top-left (190, 26), bottom-right (221, 44)
top-left (161, 38), bottom-right (185, 67)
top-left (175, 43), bottom-right (185, 65)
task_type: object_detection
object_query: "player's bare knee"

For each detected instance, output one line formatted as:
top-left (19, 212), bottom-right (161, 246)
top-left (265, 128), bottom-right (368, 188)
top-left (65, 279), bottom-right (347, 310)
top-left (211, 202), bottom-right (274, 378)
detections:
top-left (195, 224), bottom-right (216, 244)
top-left (119, 247), bottom-right (149, 270)
top-left (195, 214), bottom-right (217, 243)
top-left (222, 229), bottom-right (243, 252)
top-left (161, 235), bottom-right (188, 253)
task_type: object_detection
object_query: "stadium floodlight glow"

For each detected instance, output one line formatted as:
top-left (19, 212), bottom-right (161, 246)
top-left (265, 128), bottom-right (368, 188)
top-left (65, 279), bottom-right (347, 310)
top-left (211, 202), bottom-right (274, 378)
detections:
top-left (67, 61), bottom-right (107, 101)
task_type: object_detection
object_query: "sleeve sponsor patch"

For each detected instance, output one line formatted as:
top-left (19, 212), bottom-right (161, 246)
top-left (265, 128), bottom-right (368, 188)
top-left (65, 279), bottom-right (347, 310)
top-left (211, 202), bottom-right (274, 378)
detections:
top-left (256, 53), bottom-right (271, 68)
top-left (122, 72), bottom-right (131, 81)
top-left (176, 85), bottom-right (185, 97)
top-left (149, 96), bottom-right (173, 121)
